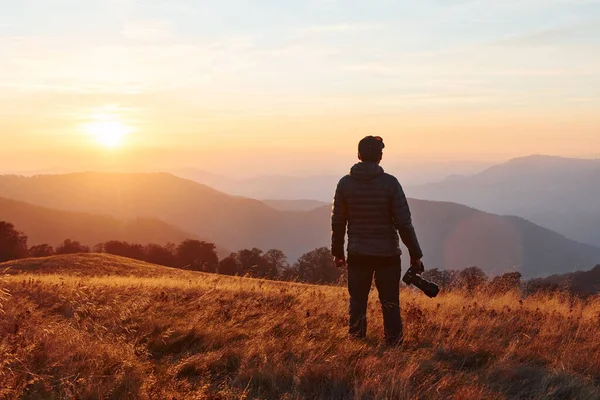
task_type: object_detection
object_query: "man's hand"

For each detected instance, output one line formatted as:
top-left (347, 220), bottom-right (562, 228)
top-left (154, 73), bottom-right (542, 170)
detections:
top-left (334, 256), bottom-right (347, 268)
top-left (411, 258), bottom-right (424, 274)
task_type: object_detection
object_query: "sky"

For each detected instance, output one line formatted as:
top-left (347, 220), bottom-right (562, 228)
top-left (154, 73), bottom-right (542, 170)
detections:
top-left (1, 0), bottom-right (599, 177)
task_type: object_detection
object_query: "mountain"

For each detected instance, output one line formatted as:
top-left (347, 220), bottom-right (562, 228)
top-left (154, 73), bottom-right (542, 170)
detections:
top-left (170, 161), bottom-right (492, 202)
top-left (0, 196), bottom-right (195, 248)
top-left (397, 200), bottom-right (600, 277)
top-left (0, 173), bottom-right (319, 259)
top-left (263, 199), bottom-right (330, 212)
top-left (409, 155), bottom-right (600, 247)
top-left (171, 168), bottom-right (340, 201)
top-left (1, 172), bottom-right (599, 276)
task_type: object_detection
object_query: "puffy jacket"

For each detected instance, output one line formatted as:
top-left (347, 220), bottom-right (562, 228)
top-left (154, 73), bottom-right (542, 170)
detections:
top-left (331, 162), bottom-right (423, 259)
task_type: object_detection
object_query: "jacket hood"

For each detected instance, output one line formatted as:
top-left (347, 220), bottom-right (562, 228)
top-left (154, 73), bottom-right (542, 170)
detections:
top-left (350, 162), bottom-right (384, 181)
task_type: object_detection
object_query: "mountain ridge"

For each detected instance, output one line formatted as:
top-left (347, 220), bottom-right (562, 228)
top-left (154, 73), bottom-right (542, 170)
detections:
top-left (409, 155), bottom-right (600, 247)
top-left (0, 196), bottom-right (196, 247)
top-left (1, 171), bottom-right (599, 276)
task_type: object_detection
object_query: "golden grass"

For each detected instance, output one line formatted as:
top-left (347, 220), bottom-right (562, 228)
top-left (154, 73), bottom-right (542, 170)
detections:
top-left (1, 254), bottom-right (599, 399)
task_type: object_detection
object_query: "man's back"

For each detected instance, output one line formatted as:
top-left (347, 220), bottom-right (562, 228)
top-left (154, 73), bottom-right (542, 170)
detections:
top-left (332, 162), bottom-right (423, 260)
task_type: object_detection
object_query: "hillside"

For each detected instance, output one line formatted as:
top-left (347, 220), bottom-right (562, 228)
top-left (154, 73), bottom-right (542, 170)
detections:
top-left (409, 155), bottom-right (600, 247)
top-left (0, 253), bottom-right (195, 278)
top-left (0, 173), bottom-right (300, 254)
top-left (1, 172), bottom-right (600, 275)
top-left (406, 200), bottom-right (600, 277)
top-left (530, 264), bottom-right (600, 296)
top-left (310, 200), bottom-right (600, 277)
top-left (0, 196), bottom-right (195, 247)
top-left (1, 254), bottom-right (599, 399)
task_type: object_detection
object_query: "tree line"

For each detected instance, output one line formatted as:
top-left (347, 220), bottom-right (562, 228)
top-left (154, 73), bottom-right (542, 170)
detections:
top-left (1, 220), bottom-right (598, 295)
top-left (0, 221), bottom-right (342, 284)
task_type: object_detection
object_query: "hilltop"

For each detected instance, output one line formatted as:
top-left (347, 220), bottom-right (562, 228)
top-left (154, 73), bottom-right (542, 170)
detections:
top-left (0, 253), bottom-right (195, 278)
top-left (1, 254), bottom-right (599, 399)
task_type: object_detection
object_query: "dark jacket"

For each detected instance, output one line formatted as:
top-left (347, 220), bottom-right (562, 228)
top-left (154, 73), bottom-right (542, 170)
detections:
top-left (331, 162), bottom-right (423, 259)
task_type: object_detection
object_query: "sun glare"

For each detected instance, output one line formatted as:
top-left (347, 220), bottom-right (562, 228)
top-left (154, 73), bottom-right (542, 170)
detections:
top-left (82, 114), bottom-right (133, 148)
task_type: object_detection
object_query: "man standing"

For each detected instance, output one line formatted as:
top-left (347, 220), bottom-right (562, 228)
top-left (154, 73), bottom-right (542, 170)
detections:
top-left (331, 136), bottom-right (424, 346)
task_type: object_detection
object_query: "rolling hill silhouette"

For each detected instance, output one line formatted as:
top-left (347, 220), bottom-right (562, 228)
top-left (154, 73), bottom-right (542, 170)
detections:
top-left (0, 196), bottom-right (195, 248)
top-left (409, 155), bottom-right (600, 247)
top-left (1, 172), bottom-right (599, 276)
top-left (0, 172), bottom-right (312, 256)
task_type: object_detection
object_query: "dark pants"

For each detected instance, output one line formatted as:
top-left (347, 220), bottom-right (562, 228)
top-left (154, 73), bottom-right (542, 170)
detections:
top-left (347, 253), bottom-right (403, 345)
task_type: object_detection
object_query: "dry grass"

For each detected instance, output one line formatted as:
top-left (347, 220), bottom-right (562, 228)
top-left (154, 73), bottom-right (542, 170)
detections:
top-left (1, 254), bottom-right (599, 399)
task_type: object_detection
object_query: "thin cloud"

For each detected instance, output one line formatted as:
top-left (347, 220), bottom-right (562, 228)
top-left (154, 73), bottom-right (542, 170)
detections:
top-left (0, 35), bottom-right (258, 95)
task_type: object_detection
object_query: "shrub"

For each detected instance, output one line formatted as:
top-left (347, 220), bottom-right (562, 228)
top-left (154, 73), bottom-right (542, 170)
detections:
top-left (29, 244), bottom-right (55, 258)
top-left (0, 221), bottom-right (29, 262)
top-left (55, 239), bottom-right (90, 255)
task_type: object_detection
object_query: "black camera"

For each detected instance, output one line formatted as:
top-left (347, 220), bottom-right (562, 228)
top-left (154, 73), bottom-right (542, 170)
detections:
top-left (402, 263), bottom-right (440, 298)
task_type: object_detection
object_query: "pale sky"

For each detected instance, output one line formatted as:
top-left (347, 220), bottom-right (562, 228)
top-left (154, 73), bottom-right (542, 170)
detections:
top-left (1, 0), bottom-right (599, 176)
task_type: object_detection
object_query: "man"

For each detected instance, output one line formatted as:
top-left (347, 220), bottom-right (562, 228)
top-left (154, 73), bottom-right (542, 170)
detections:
top-left (331, 136), bottom-right (424, 346)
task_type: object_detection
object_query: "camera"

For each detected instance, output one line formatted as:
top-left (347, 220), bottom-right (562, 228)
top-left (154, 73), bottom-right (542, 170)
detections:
top-left (402, 263), bottom-right (440, 298)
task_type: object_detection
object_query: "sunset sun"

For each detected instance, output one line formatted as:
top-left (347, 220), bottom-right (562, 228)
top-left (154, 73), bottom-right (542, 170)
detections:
top-left (82, 114), bottom-right (134, 148)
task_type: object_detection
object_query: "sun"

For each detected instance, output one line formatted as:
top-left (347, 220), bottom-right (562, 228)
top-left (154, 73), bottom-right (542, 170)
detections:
top-left (81, 114), bottom-right (134, 148)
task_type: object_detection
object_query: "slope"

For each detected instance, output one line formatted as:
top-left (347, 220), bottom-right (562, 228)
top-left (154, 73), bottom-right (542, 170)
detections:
top-left (0, 172), bottom-right (320, 258)
top-left (305, 200), bottom-right (600, 277)
top-left (409, 155), bottom-right (600, 247)
top-left (0, 196), bottom-right (195, 247)
top-left (530, 264), bottom-right (600, 296)
top-left (0, 253), bottom-right (193, 278)
top-left (310, 200), bottom-right (600, 277)
top-left (1, 254), bottom-right (599, 399)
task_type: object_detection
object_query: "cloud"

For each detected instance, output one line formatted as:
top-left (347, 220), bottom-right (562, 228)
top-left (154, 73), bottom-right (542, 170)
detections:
top-left (0, 35), bottom-right (256, 95)
top-left (0, 30), bottom-right (335, 99)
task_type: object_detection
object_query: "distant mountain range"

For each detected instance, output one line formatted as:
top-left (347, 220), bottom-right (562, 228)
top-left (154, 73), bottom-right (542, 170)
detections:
top-left (169, 161), bottom-right (491, 201)
top-left (409, 155), bottom-right (600, 247)
top-left (1, 172), bottom-right (599, 277)
top-left (170, 168), bottom-right (340, 201)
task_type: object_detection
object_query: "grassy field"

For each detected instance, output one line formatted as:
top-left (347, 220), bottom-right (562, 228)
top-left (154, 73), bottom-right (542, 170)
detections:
top-left (1, 254), bottom-right (600, 399)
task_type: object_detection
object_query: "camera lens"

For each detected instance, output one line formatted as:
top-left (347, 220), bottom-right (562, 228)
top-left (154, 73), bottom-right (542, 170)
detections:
top-left (413, 276), bottom-right (440, 298)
